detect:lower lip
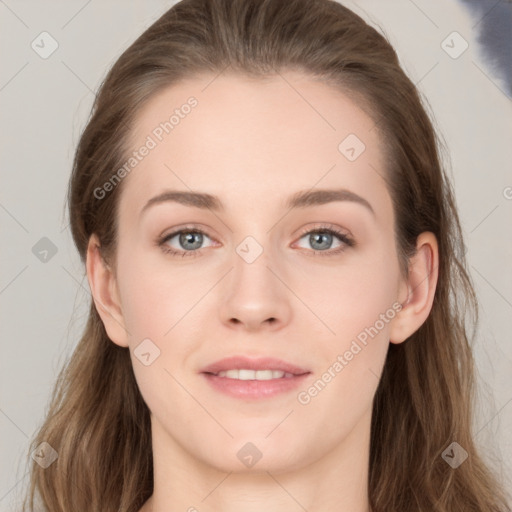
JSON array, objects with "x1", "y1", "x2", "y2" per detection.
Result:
[{"x1": 201, "y1": 372, "x2": 310, "y2": 399}]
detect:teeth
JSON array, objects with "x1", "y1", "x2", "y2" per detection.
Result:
[{"x1": 215, "y1": 369, "x2": 293, "y2": 380}]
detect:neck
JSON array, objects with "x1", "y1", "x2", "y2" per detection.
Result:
[{"x1": 142, "y1": 409, "x2": 372, "y2": 512}]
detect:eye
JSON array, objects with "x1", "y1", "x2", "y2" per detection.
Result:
[
  {"x1": 294, "y1": 224, "x2": 354, "y2": 256},
  {"x1": 157, "y1": 223, "x2": 354, "y2": 258},
  {"x1": 158, "y1": 226, "x2": 215, "y2": 258}
]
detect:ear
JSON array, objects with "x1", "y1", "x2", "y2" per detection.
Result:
[
  {"x1": 389, "y1": 231, "x2": 439, "y2": 344},
  {"x1": 86, "y1": 234, "x2": 129, "y2": 347}
]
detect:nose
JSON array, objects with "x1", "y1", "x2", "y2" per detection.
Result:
[{"x1": 218, "y1": 243, "x2": 293, "y2": 333}]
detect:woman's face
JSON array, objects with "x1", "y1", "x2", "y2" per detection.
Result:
[{"x1": 99, "y1": 71, "x2": 411, "y2": 473}]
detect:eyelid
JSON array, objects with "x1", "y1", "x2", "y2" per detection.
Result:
[
  {"x1": 294, "y1": 222, "x2": 353, "y2": 240},
  {"x1": 159, "y1": 222, "x2": 215, "y2": 239}
]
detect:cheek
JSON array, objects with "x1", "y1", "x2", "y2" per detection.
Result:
[
  {"x1": 297, "y1": 273, "x2": 395, "y2": 439},
  {"x1": 315, "y1": 250, "x2": 400, "y2": 341},
  {"x1": 120, "y1": 281, "x2": 170, "y2": 340},
  {"x1": 116, "y1": 248, "x2": 191, "y2": 340},
  {"x1": 308, "y1": 250, "x2": 399, "y2": 399}
]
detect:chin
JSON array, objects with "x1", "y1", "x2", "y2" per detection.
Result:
[{"x1": 195, "y1": 434, "x2": 310, "y2": 474}]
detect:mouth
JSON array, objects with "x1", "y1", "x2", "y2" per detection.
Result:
[
  {"x1": 213, "y1": 369, "x2": 296, "y2": 380},
  {"x1": 200, "y1": 356, "x2": 311, "y2": 399}
]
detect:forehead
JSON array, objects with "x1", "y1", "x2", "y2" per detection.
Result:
[{"x1": 120, "y1": 70, "x2": 390, "y2": 220}]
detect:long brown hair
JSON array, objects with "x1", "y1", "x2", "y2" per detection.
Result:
[{"x1": 23, "y1": 0, "x2": 511, "y2": 510}]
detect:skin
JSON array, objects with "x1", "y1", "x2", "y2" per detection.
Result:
[{"x1": 86, "y1": 70, "x2": 438, "y2": 512}]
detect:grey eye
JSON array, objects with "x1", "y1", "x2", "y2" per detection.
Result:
[
  {"x1": 178, "y1": 232, "x2": 204, "y2": 250},
  {"x1": 163, "y1": 230, "x2": 214, "y2": 252},
  {"x1": 296, "y1": 230, "x2": 343, "y2": 251}
]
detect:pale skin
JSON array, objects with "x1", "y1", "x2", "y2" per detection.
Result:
[{"x1": 86, "y1": 71, "x2": 438, "y2": 512}]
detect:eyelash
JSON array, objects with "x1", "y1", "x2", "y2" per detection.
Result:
[{"x1": 157, "y1": 223, "x2": 355, "y2": 258}]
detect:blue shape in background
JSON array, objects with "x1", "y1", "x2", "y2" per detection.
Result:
[{"x1": 459, "y1": 0, "x2": 512, "y2": 98}]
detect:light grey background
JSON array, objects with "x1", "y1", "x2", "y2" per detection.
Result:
[{"x1": 1, "y1": 1, "x2": 511, "y2": 509}]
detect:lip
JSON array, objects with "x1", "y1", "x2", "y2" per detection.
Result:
[{"x1": 200, "y1": 356, "x2": 311, "y2": 400}]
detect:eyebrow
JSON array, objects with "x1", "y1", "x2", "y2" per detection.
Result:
[{"x1": 140, "y1": 188, "x2": 375, "y2": 217}]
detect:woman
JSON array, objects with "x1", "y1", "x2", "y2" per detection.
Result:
[{"x1": 24, "y1": 0, "x2": 511, "y2": 511}]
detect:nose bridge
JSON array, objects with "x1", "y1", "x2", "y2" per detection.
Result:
[
  {"x1": 231, "y1": 231, "x2": 279, "y2": 297},
  {"x1": 218, "y1": 230, "x2": 292, "y2": 331},
  {"x1": 228, "y1": 200, "x2": 280, "y2": 277}
]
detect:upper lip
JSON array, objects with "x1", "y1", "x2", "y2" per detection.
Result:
[{"x1": 200, "y1": 356, "x2": 310, "y2": 376}]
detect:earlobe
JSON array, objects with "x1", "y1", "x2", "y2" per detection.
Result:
[
  {"x1": 85, "y1": 234, "x2": 129, "y2": 347},
  {"x1": 389, "y1": 232, "x2": 439, "y2": 344}
]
